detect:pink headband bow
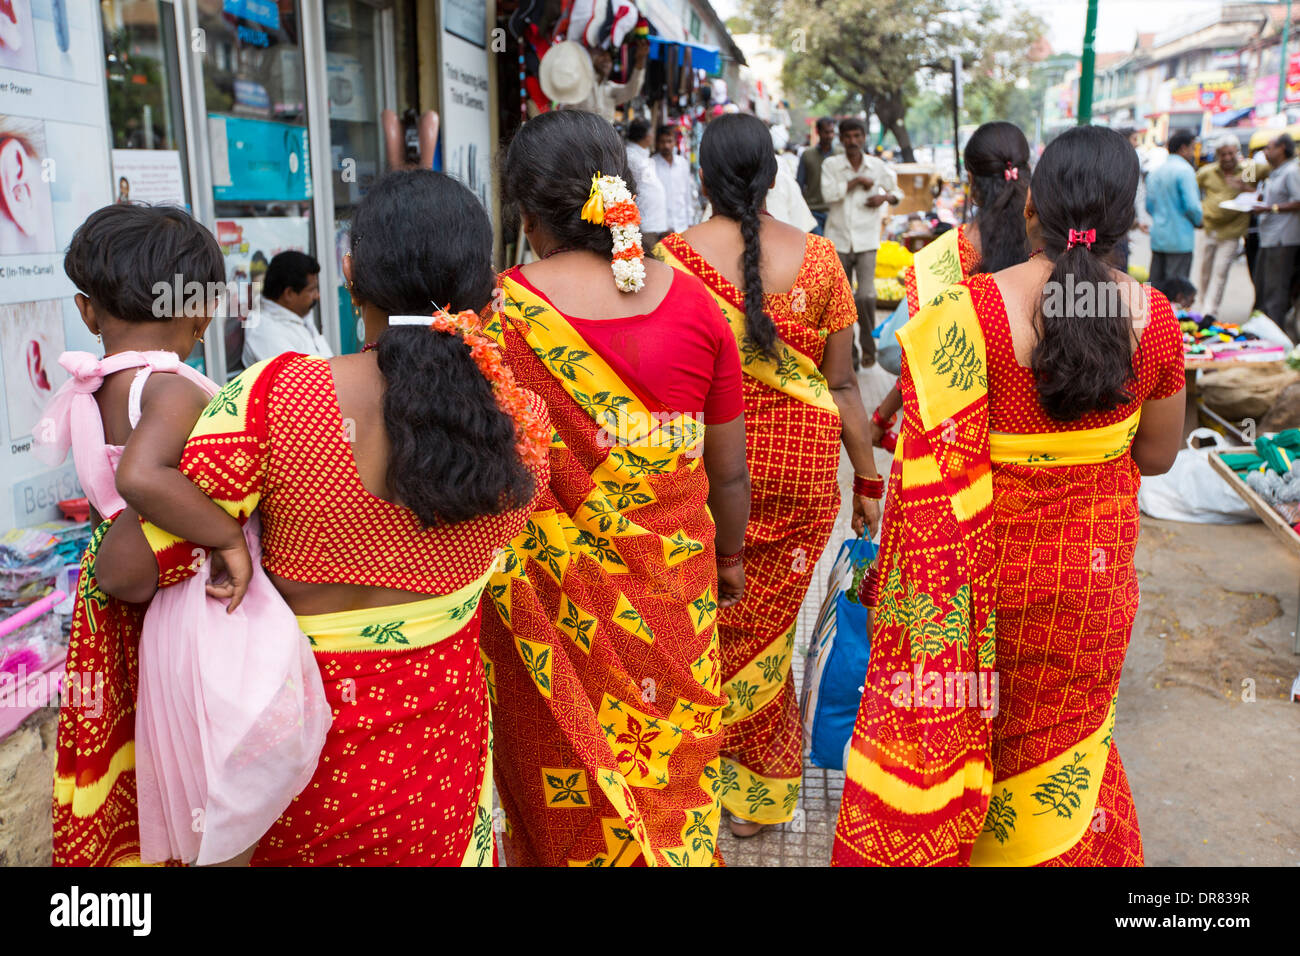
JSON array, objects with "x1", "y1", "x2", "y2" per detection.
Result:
[
  {"x1": 1004, "y1": 165, "x2": 1019, "y2": 181},
  {"x1": 1067, "y1": 228, "x2": 1096, "y2": 250}
]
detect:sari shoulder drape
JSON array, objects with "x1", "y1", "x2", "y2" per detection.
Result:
[
  {"x1": 480, "y1": 275, "x2": 726, "y2": 867},
  {"x1": 833, "y1": 280, "x2": 997, "y2": 866},
  {"x1": 902, "y1": 224, "x2": 981, "y2": 319},
  {"x1": 654, "y1": 234, "x2": 838, "y2": 414}
]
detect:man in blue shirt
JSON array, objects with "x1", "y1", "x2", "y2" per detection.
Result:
[{"x1": 1145, "y1": 129, "x2": 1203, "y2": 285}]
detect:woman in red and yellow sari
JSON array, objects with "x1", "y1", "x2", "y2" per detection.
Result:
[
  {"x1": 655, "y1": 114, "x2": 883, "y2": 836},
  {"x1": 480, "y1": 109, "x2": 752, "y2": 866},
  {"x1": 834, "y1": 125, "x2": 1185, "y2": 866},
  {"x1": 98, "y1": 170, "x2": 546, "y2": 865},
  {"x1": 872, "y1": 122, "x2": 1032, "y2": 445}
]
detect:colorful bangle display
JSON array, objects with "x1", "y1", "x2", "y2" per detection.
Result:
[
  {"x1": 717, "y1": 547, "x2": 744, "y2": 568},
  {"x1": 853, "y1": 474, "x2": 884, "y2": 499},
  {"x1": 872, "y1": 408, "x2": 896, "y2": 429}
]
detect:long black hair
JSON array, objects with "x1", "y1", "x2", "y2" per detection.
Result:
[
  {"x1": 699, "y1": 113, "x2": 779, "y2": 358},
  {"x1": 964, "y1": 121, "x2": 1031, "y2": 274},
  {"x1": 349, "y1": 169, "x2": 535, "y2": 526},
  {"x1": 502, "y1": 109, "x2": 635, "y2": 259},
  {"x1": 1030, "y1": 125, "x2": 1141, "y2": 421}
]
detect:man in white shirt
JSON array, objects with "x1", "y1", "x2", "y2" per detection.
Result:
[
  {"x1": 243, "y1": 250, "x2": 332, "y2": 366},
  {"x1": 821, "y1": 118, "x2": 902, "y2": 368},
  {"x1": 579, "y1": 40, "x2": 648, "y2": 123},
  {"x1": 626, "y1": 117, "x2": 669, "y2": 249},
  {"x1": 766, "y1": 164, "x2": 817, "y2": 232},
  {"x1": 653, "y1": 124, "x2": 696, "y2": 233}
]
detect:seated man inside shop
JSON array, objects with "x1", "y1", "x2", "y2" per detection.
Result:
[{"x1": 242, "y1": 250, "x2": 331, "y2": 366}]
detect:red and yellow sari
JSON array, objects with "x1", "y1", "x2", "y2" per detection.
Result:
[
  {"x1": 479, "y1": 273, "x2": 727, "y2": 867},
  {"x1": 52, "y1": 520, "x2": 150, "y2": 866},
  {"x1": 833, "y1": 274, "x2": 1182, "y2": 866},
  {"x1": 655, "y1": 232, "x2": 856, "y2": 825},
  {"x1": 142, "y1": 356, "x2": 518, "y2": 865}
]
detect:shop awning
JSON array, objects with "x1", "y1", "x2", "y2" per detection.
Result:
[
  {"x1": 638, "y1": 0, "x2": 685, "y2": 42},
  {"x1": 1211, "y1": 106, "x2": 1255, "y2": 127},
  {"x1": 647, "y1": 36, "x2": 721, "y2": 75}
]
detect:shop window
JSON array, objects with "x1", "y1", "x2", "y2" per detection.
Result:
[
  {"x1": 196, "y1": 0, "x2": 315, "y2": 380},
  {"x1": 325, "y1": 0, "x2": 385, "y2": 354},
  {"x1": 101, "y1": 0, "x2": 199, "y2": 364}
]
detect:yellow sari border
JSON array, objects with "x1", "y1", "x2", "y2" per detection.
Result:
[
  {"x1": 910, "y1": 227, "x2": 965, "y2": 306},
  {"x1": 295, "y1": 569, "x2": 493, "y2": 653},
  {"x1": 990, "y1": 411, "x2": 1140, "y2": 466},
  {"x1": 971, "y1": 699, "x2": 1117, "y2": 867},
  {"x1": 655, "y1": 241, "x2": 839, "y2": 415},
  {"x1": 720, "y1": 759, "x2": 801, "y2": 824},
  {"x1": 53, "y1": 740, "x2": 134, "y2": 818}
]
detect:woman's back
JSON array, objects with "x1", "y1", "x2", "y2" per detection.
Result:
[
  {"x1": 679, "y1": 215, "x2": 808, "y2": 295},
  {"x1": 503, "y1": 256, "x2": 743, "y2": 426},
  {"x1": 154, "y1": 352, "x2": 542, "y2": 616},
  {"x1": 972, "y1": 266, "x2": 1185, "y2": 439}
]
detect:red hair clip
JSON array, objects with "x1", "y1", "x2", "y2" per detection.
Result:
[{"x1": 1066, "y1": 228, "x2": 1096, "y2": 250}]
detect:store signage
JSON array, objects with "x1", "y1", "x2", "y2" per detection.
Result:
[
  {"x1": 1198, "y1": 82, "x2": 1234, "y2": 113},
  {"x1": 0, "y1": 13, "x2": 114, "y2": 532},
  {"x1": 441, "y1": 0, "x2": 491, "y2": 207},
  {"x1": 209, "y1": 114, "x2": 311, "y2": 203},
  {"x1": 223, "y1": 0, "x2": 281, "y2": 30}
]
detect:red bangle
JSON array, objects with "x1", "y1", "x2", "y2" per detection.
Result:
[
  {"x1": 717, "y1": 546, "x2": 744, "y2": 568},
  {"x1": 858, "y1": 564, "x2": 881, "y2": 608},
  {"x1": 853, "y1": 474, "x2": 884, "y2": 499},
  {"x1": 872, "y1": 408, "x2": 896, "y2": 429}
]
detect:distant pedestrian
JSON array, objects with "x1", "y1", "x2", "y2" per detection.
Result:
[
  {"x1": 244, "y1": 251, "x2": 330, "y2": 366},
  {"x1": 1196, "y1": 135, "x2": 1253, "y2": 319},
  {"x1": 796, "y1": 117, "x2": 837, "y2": 235},
  {"x1": 1145, "y1": 129, "x2": 1202, "y2": 284},
  {"x1": 1253, "y1": 133, "x2": 1300, "y2": 329},
  {"x1": 821, "y1": 117, "x2": 903, "y2": 368},
  {"x1": 579, "y1": 40, "x2": 648, "y2": 123},
  {"x1": 653, "y1": 123, "x2": 696, "y2": 233},
  {"x1": 625, "y1": 118, "x2": 668, "y2": 249}
]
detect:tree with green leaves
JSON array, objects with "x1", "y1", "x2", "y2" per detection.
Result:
[{"x1": 749, "y1": 0, "x2": 1045, "y2": 160}]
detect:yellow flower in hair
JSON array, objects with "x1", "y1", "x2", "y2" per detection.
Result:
[{"x1": 581, "y1": 172, "x2": 606, "y2": 225}]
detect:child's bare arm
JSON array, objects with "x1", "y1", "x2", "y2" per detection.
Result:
[{"x1": 115, "y1": 374, "x2": 253, "y2": 610}]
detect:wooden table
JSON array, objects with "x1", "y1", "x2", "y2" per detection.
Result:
[{"x1": 1208, "y1": 449, "x2": 1300, "y2": 654}]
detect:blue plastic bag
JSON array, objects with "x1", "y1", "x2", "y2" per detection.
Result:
[{"x1": 800, "y1": 536, "x2": 877, "y2": 771}]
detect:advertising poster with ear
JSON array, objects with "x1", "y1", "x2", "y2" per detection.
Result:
[{"x1": 0, "y1": 1, "x2": 112, "y2": 533}]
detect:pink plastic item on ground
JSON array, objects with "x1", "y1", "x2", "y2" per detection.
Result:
[{"x1": 134, "y1": 515, "x2": 332, "y2": 866}]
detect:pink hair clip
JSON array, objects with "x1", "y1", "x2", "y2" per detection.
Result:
[
  {"x1": 1004, "y1": 165, "x2": 1019, "y2": 181},
  {"x1": 1066, "y1": 228, "x2": 1097, "y2": 250}
]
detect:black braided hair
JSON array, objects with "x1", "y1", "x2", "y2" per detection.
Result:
[{"x1": 699, "y1": 113, "x2": 780, "y2": 359}]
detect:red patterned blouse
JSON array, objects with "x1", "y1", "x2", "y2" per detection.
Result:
[
  {"x1": 967, "y1": 272, "x2": 1185, "y2": 433},
  {"x1": 155, "y1": 352, "x2": 548, "y2": 594}
]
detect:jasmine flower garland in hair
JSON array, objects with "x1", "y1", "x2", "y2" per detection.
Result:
[{"x1": 581, "y1": 172, "x2": 645, "y2": 293}]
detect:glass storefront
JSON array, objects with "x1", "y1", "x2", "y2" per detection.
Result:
[
  {"x1": 324, "y1": 1, "x2": 385, "y2": 355},
  {"x1": 196, "y1": 0, "x2": 314, "y2": 378},
  {"x1": 94, "y1": 2, "x2": 424, "y2": 382}
]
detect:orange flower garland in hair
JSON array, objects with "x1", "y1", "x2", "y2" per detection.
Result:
[{"x1": 427, "y1": 308, "x2": 550, "y2": 471}]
